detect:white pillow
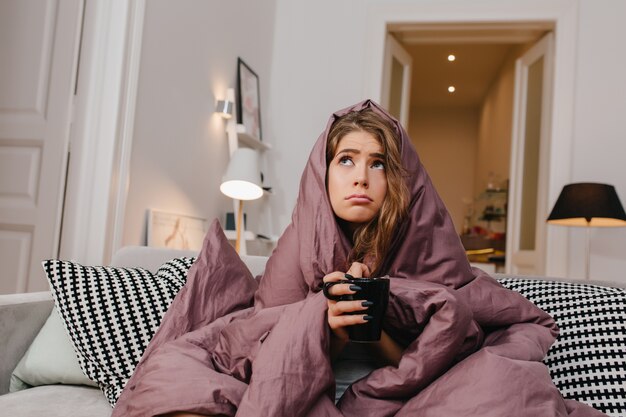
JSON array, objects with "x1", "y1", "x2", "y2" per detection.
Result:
[{"x1": 10, "y1": 308, "x2": 97, "y2": 391}]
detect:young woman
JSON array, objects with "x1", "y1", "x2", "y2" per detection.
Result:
[
  {"x1": 114, "y1": 100, "x2": 606, "y2": 417},
  {"x1": 321, "y1": 109, "x2": 407, "y2": 377}
]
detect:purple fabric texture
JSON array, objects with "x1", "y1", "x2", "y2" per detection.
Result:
[{"x1": 113, "y1": 100, "x2": 605, "y2": 416}]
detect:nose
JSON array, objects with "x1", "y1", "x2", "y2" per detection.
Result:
[{"x1": 353, "y1": 165, "x2": 368, "y2": 188}]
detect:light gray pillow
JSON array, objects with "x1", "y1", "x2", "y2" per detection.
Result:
[{"x1": 10, "y1": 308, "x2": 97, "y2": 391}]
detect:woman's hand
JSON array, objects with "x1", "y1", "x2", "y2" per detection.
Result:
[
  {"x1": 324, "y1": 262, "x2": 372, "y2": 357},
  {"x1": 324, "y1": 263, "x2": 404, "y2": 365}
]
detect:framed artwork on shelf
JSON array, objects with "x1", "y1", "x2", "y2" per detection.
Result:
[
  {"x1": 236, "y1": 57, "x2": 262, "y2": 141},
  {"x1": 147, "y1": 209, "x2": 208, "y2": 251}
]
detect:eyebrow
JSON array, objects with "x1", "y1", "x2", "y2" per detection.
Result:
[{"x1": 336, "y1": 148, "x2": 385, "y2": 159}]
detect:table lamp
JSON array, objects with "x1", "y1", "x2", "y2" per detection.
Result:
[
  {"x1": 547, "y1": 182, "x2": 626, "y2": 279},
  {"x1": 220, "y1": 148, "x2": 263, "y2": 253}
]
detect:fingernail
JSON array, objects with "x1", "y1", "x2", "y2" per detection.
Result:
[
  {"x1": 363, "y1": 315, "x2": 374, "y2": 321},
  {"x1": 349, "y1": 285, "x2": 361, "y2": 291},
  {"x1": 361, "y1": 301, "x2": 374, "y2": 307},
  {"x1": 345, "y1": 273, "x2": 354, "y2": 279}
]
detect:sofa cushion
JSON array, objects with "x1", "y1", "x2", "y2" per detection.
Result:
[
  {"x1": 0, "y1": 385, "x2": 111, "y2": 416},
  {"x1": 42, "y1": 257, "x2": 195, "y2": 406},
  {"x1": 499, "y1": 278, "x2": 626, "y2": 417}
]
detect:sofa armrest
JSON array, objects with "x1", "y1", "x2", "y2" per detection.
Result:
[{"x1": 0, "y1": 292, "x2": 54, "y2": 395}]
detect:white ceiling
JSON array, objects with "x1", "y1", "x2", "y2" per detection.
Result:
[
  {"x1": 388, "y1": 22, "x2": 552, "y2": 107},
  {"x1": 406, "y1": 43, "x2": 515, "y2": 107}
]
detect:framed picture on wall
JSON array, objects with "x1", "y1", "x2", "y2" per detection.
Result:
[
  {"x1": 146, "y1": 209, "x2": 208, "y2": 251},
  {"x1": 236, "y1": 58, "x2": 262, "y2": 140}
]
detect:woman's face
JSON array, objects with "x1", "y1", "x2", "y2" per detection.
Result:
[{"x1": 327, "y1": 130, "x2": 387, "y2": 229}]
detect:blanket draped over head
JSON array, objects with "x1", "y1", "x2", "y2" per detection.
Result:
[{"x1": 113, "y1": 100, "x2": 605, "y2": 417}]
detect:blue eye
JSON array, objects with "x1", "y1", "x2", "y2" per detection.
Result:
[
  {"x1": 371, "y1": 160, "x2": 385, "y2": 170},
  {"x1": 339, "y1": 156, "x2": 353, "y2": 166}
]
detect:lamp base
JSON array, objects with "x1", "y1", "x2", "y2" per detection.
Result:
[
  {"x1": 584, "y1": 222, "x2": 590, "y2": 280},
  {"x1": 236, "y1": 199, "x2": 243, "y2": 254}
]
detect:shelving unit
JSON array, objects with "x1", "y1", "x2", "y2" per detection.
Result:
[
  {"x1": 222, "y1": 88, "x2": 274, "y2": 255},
  {"x1": 476, "y1": 189, "x2": 508, "y2": 226},
  {"x1": 462, "y1": 187, "x2": 508, "y2": 272}
]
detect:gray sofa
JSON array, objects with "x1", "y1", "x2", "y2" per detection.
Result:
[
  {"x1": 0, "y1": 246, "x2": 623, "y2": 416},
  {"x1": 0, "y1": 247, "x2": 267, "y2": 416}
]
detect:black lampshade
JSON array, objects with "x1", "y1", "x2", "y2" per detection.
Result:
[{"x1": 547, "y1": 183, "x2": 626, "y2": 227}]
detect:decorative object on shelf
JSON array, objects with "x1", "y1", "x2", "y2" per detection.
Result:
[
  {"x1": 220, "y1": 148, "x2": 263, "y2": 253},
  {"x1": 225, "y1": 212, "x2": 247, "y2": 231},
  {"x1": 236, "y1": 58, "x2": 262, "y2": 141},
  {"x1": 547, "y1": 182, "x2": 626, "y2": 279},
  {"x1": 147, "y1": 209, "x2": 208, "y2": 251}
]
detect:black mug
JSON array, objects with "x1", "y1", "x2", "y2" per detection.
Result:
[{"x1": 323, "y1": 277, "x2": 390, "y2": 342}]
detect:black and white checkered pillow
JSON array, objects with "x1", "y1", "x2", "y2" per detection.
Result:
[
  {"x1": 499, "y1": 278, "x2": 626, "y2": 417},
  {"x1": 42, "y1": 257, "x2": 195, "y2": 406}
]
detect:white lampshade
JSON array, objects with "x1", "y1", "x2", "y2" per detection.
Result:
[{"x1": 220, "y1": 148, "x2": 263, "y2": 200}]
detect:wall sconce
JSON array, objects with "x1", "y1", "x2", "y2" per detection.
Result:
[
  {"x1": 215, "y1": 88, "x2": 238, "y2": 155},
  {"x1": 215, "y1": 99, "x2": 233, "y2": 119},
  {"x1": 547, "y1": 182, "x2": 626, "y2": 279}
]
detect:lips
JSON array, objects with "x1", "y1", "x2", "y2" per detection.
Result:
[{"x1": 346, "y1": 194, "x2": 373, "y2": 203}]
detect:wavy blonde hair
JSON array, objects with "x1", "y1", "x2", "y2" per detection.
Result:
[{"x1": 326, "y1": 108, "x2": 409, "y2": 275}]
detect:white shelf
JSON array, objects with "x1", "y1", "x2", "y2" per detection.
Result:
[
  {"x1": 223, "y1": 229, "x2": 278, "y2": 244},
  {"x1": 236, "y1": 124, "x2": 271, "y2": 151},
  {"x1": 224, "y1": 229, "x2": 256, "y2": 241}
]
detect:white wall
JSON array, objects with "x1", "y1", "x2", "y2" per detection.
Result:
[
  {"x1": 119, "y1": 0, "x2": 626, "y2": 281},
  {"x1": 475, "y1": 48, "x2": 519, "y2": 201},
  {"x1": 408, "y1": 107, "x2": 479, "y2": 234},
  {"x1": 266, "y1": 0, "x2": 626, "y2": 282},
  {"x1": 567, "y1": 0, "x2": 626, "y2": 281},
  {"x1": 265, "y1": 0, "x2": 371, "y2": 229},
  {"x1": 122, "y1": 0, "x2": 277, "y2": 248}
]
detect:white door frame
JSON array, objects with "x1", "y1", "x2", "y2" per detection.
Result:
[
  {"x1": 60, "y1": 0, "x2": 145, "y2": 265},
  {"x1": 363, "y1": 0, "x2": 578, "y2": 277},
  {"x1": 507, "y1": 33, "x2": 555, "y2": 275},
  {"x1": 381, "y1": 33, "x2": 412, "y2": 128}
]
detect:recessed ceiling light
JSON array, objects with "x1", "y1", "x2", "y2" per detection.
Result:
[
  {"x1": 448, "y1": 86, "x2": 456, "y2": 93},
  {"x1": 448, "y1": 54, "x2": 456, "y2": 62}
]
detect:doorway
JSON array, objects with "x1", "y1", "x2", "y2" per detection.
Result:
[{"x1": 383, "y1": 22, "x2": 555, "y2": 274}]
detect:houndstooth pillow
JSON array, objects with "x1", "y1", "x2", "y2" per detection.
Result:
[
  {"x1": 42, "y1": 257, "x2": 195, "y2": 406},
  {"x1": 499, "y1": 278, "x2": 626, "y2": 417}
]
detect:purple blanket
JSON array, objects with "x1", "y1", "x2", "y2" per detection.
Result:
[{"x1": 113, "y1": 100, "x2": 605, "y2": 416}]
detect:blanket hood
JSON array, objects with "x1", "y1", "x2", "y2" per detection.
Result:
[{"x1": 289, "y1": 99, "x2": 475, "y2": 294}]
